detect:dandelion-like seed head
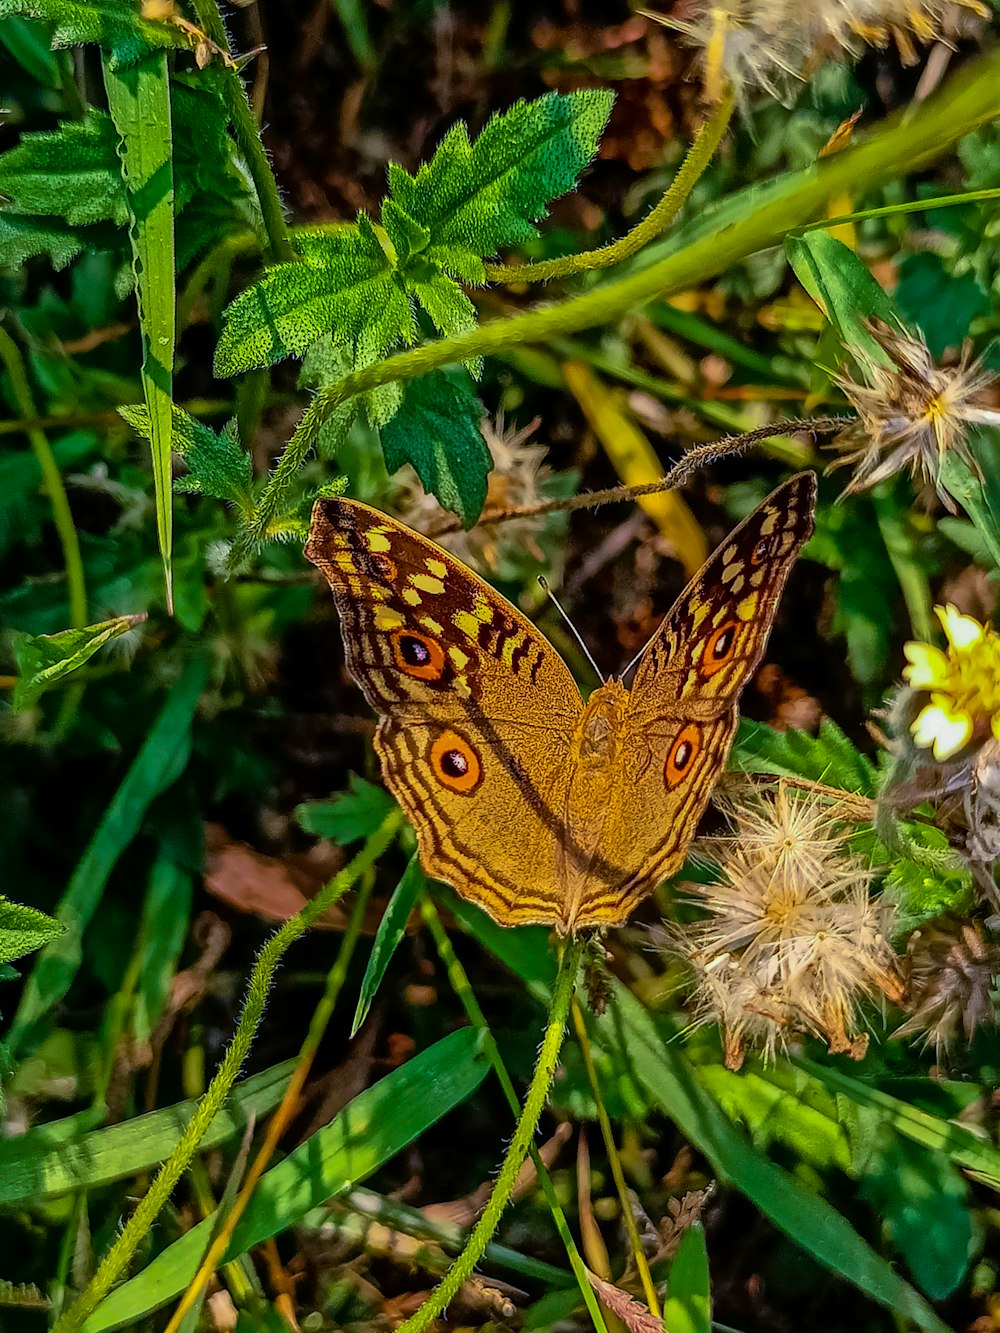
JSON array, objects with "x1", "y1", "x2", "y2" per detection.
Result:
[
  {"x1": 669, "y1": 786, "x2": 900, "y2": 1068},
  {"x1": 831, "y1": 319, "x2": 1000, "y2": 510},
  {"x1": 903, "y1": 604, "x2": 1000, "y2": 761},
  {"x1": 392, "y1": 416, "x2": 551, "y2": 573},
  {"x1": 894, "y1": 916, "x2": 999, "y2": 1059},
  {"x1": 642, "y1": 2, "x2": 987, "y2": 102}
]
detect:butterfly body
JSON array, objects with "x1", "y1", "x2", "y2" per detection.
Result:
[{"x1": 306, "y1": 473, "x2": 816, "y2": 932}]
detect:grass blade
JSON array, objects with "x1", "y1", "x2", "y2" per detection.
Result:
[{"x1": 352, "y1": 854, "x2": 424, "y2": 1035}]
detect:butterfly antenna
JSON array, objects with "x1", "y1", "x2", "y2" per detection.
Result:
[{"x1": 538, "y1": 576, "x2": 604, "y2": 682}]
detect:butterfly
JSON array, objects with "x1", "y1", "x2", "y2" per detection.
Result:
[{"x1": 305, "y1": 472, "x2": 816, "y2": 933}]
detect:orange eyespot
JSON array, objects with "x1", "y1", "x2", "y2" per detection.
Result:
[
  {"x1": 750, "y1": 536, "x2": 771, "y2": 566},
  {"x1": 664, "y1": 723, "x2": 701, "y2": 789},
  {"x1": 430, "y1": 730, "x2": 482, "y2": 794},
  {"x1": 701, "y1": 620, "x2": 739, "y2": 677},
  {"x1": 391, "y1": 629, "x2": 446, "y2": 681}
]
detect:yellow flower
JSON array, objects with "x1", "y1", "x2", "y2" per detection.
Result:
[{"x1": 903, "y1": 605, "x2": 1000, "y2": 761}]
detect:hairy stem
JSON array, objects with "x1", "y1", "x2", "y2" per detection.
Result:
[
  {"x1": 420, "y1": 895, "x2": 609, "y2": 1333},
  {"x1": 51, "y1": 813, "x2": 401, "y2": 1333},
  {"x1": 232, "y1": 48, "x2": 1000, "y2": 565},
  {"x1": 0, "y1": 327, "x2": 86, "y2": 631},
  {"x1": 484, "y1": 89, "x2": 735, "y2": 284},
  {"x1": 394, "y1": 935, "x2": 585, "y2": 1333},
  {"x1": 189, "y1": 0, "x2": 295, "y2": 263}
]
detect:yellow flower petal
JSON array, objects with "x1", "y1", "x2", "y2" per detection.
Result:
[
  {"x1": 936, "y1": 603, "x2": 985, "y2": 652},
  {"x1": 911, "y1": 700, "x2": 973, "y2": 761},
  {"x1": 902, "y1": 641, "x2": 949, "y2": 690}
]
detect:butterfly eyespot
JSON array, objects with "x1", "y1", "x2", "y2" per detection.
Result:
[
  {"x1": 664, "y1": 724, "x2": 701, "y2": 789},
  {"x1": 430, "y1": 730, "x2": 482, "y2": 794},
  {"x1": 391, "y1": 629, "x2": 446, "y2": 681},
  {"x1": 701, "y1": 620, "x2": 739, "y2": 677},
  {"x1": 750, "y1": 537, "x2": 771, "y2": 565}
]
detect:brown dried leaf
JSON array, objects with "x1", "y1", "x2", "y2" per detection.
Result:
[
  {"x1": 586, "y1": 1270, "x2": 664, "y2": 1333},
  {"x1": 203, "y1": 823, "x2": 349, "y2": 929}
]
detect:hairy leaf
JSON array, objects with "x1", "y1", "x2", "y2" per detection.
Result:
[
  {"x1": 380, "y1": 370, "x2": 490, "y2": 524},
  {"x1": 296, "y1": 774, "x2": 396, "y2": 845},
  {"x1": 12, "y1": 614, "x2": 146, "y2": 711},
  {"x1": 733, "y1": 717, "x2": 877, "y2": 795},
  {"x1": 0, "y1": 110, "x2": 126, "y2": 226},
  {"x1": 0, "y1": 898, "x2": 62, "y2": 968},
  {"x1": 0, "y1": 212, "x2": 90, "y2": 269},
  {"x1": 215, "y1": 225, "x2": 413, "y2": 377},
  {"x1": 120, "y1": 402, "x2": 253, "y2": 516},
  {"x1": 0, "y1": 0, "x2": 185, "y2": 68}
]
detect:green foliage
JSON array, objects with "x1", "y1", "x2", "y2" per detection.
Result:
[
  {"x1": 0, "y1": 109, "x2": 127, "y2": 227},
  {"x1": 663, "y1": 1225, "x2": 711, "y2": 1333},
  {"x1": 884, "y1": 827, "x2": 976, "y2": 934},
  {"x1": 120, "y1": 402, "x2": 254, "y2": 515},
  {"x1": 11, "y1": 613, "x2": 144, "y2": 710},
  {"x1": 0, "y1": 0, "x2": 185, "y2": 68},
  {"x1": 734, "y1": 717, "x2": 878, "y2": 794},
  {"x1": 0, "y1": 896, "x2": 62, "y2": 968},
  {"x1": 352, "y1": 856, "x2": 425, "y2": 1036},
  {"x1": 895, "y1": 252, "x2": 991, "y2": 358},
  {"x1": 296, "y1": 774, "x2": 397, "y2": 845}
]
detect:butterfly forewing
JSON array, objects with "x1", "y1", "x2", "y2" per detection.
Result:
[{"x1": 305, "y1": 498, "x2": 584, "y2": 926}]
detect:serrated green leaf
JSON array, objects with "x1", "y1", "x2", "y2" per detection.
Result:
[
  {"x1": 381, "y1": 198, "x2": 430, "y2": 265},
  {"x1": 295, "y1": 774, "x2": 396, "y2": 845},
  {"x1": 0, "y1": 0, "x2": 185, "y2": 68},
  {"x1": 298, "y1": 336, "x2": 360, "y2": 458},
  {"x1": 352, "y1": 856, "x2": 425, "y2": 1036},
  {"x1": 380, "y1": 370, "x2": 490, "y2": 524},
  {"x1": 884, "y1": 831, "x2": 975, "y2": 934},
  {"x1": 12, "y1": 614, "x2": 146, "y2": 711},
  {"x1": 0, "y1": 212, "x2": 88, "y2": 269},
  {"x1": 105, "y1": 50, "x2": 176, "y2": 610},
  {"x1": 120, "y1": 402, "x2": 254, "y2": 516},
  {"x1": 214, "y1": 226, "x2": 413, "y2": 377},
  {"x1": 733, "y1": 718, "x2": 877, "y2": 795},
  {"x1": 409, "y1": 268, "x2": 480, "y2": 374},
  {"x1": 82, "y1": 1028, "x2": 488, "y2": 1331},
  {"x1": 386, "y1": 89, "x2": 614, "y2": 269},
  {"x1": 0, "y1": 898, "x2": 62, "y2": 968},
  {"x1": 0, "y1": 110, "x2": 126, "y2": 226}
]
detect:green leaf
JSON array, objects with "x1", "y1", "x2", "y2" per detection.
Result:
[
  {"x1": 663, "y1": 1225, "x2": 711, "y2": 1333},
  {"x1": 352, "y1": 856, "x2": 425, "y2": 1036},
  {"x1": 895, "y1": 251, "x2": 990, "y2": 358},
  {"x1": 0, "y1": 1060, "x2": 295, "y2": 1206},
  {"x1": 7, "y1": 657, "x2": 207, "y2": 1061},
  {"x1": 82, "y1": 1028, "x2": 488, "y2": 1331},
  {"x1": 733, "y1": 718, "x2": 877, "y2": 795},
  {"x1": 214, "y1": 226, "x2": 413, "y2": 378},
  {"x1": 0, "y1": 0, "x2": 185, "y2": 68},
  {"x1": 296, "y1": 775, "x2": 395, "y2": 845},
  {"x1": 0, "y1": 110, "x2": 126, "y2": 226},
  {"x1": 380, "y1": 370, "x2": 490, "y2": 525},
  {"x1": 785, "y1": 230, "x2": 897, "y2": 368},
  {"x1": 386, "y1": 89, "x2": 614, "y2": 269},
  {"x1": 120, "y1": 402, "x2": 254, "y2": 517},
  {"x1": 0, "y1": 14, "x2": 63, "y2": 84},
  {"x1": 11, "y1": 614, "x2": 145, "y2": 711},
  {"x1": 104, "y1": 50, "x2": 176, "y2": 610},
  {"x1": 858, "y1": 1127, "x2": 972, "y2": 1300},
  {"x1": 941, "y1": 428, "x2": 1000, "y2": 570},
  {"x1": 0, "y1": 212, "x2": 90, "y2": 269},
  {"x1": 0, "y1": 897, "x2": 62, "y2": 968},
  {"x1": 884, "y1": 828, "x2": 975, "y2": 933}
]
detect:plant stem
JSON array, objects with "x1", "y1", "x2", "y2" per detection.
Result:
[
  {"x1": 0, "y1": 327, "x2": 87, "y2": 631},
  {"x1": 570, "y1": 1000, "x2": 661, "y2": 1320},
  {"x1": 871, "y1": 488, "x2": 935, "y2": 642},
  {"x1": 50, "y1": 812, "x2": 401, "y2": 1333},
  {"x1": 233, "y1": 48, "x2": 1000, "y2": 565},
  {"x1": 420, "y1": 894, "x2": 609, "y2": 1333},
  {"x1": 188, "y1": 0, "x2": 295, "y2": 263},
  {"x1": 484, "y1": 89, "x2": 735, "y2": 284},
  {"x1": 394, "y1": 935, "x2": 585, "y2": 1333}
]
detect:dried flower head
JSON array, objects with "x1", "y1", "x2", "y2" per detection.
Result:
[
  {"x1": 668, "y1": 786, "x2": 901, "y2": 1068},
  {"x1": 642, "y1": 2, "x2": 987, "y2": 102},
  {"x1": 895, "y1": 915, "x2": 999, "y2": 1058},
  {"x1": 903, "y1": 604, "x2": 1000, "y2": 761},
  {"x1": 391, "y1": 416, "x2": 552, "y2": 573},
  {"x1": 831, "y1": 319, "x2": 1000, "y2": 510}
]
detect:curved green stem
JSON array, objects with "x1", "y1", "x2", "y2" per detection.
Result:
[
  {"x1": 50, "y1": 812, "x2": 402, "y2": 1333},
  {"x1": 485, "y1": 89, "x2": 734, "y2": 285},
  {"x1": 188, "y1": 0, "x2": 295, "y2": 263},
  {"x1": 395, "y1": 935, "x2": 585, "y2": 1333},
  {"x1": 230, "y1": 48, "x2": 1000, "y2": 569},
  {"x1": 0, "y1": 327, "x2": 86, "y2": 631},
  {"x1": 420, "y1": 895, "x2": 608, "y2": 1333}
]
